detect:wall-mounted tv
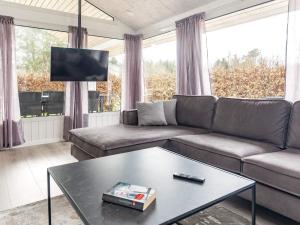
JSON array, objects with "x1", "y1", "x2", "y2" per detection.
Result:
[{"x1": 50, "y1": 47, "x2": 109, "y2": 81}]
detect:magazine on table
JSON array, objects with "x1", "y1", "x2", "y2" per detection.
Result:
[{"x1": 102, "y1": 182, "x2": 156, "y2": 211}]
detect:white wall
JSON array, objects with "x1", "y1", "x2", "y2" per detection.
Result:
[{"x1": 20, "y1": 112, "x2": 120, "y2": 147}]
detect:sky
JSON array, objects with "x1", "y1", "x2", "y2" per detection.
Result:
[{"x1": 142, "y1": 13, "x2": 288, "y2": 66}]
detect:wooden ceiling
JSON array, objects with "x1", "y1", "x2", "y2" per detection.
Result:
[
  {"x1": 2, "y1": 0, "x2": 113, "y2": 20},
  {"x1": 91, "y1": 0, "x2": 213, "y2": 30},
  {"x1": 142, "y1": 0, "x2": 288, "y2": 48},
  {"x1": 3, "y1": 0, "x2": 288, "y2": 42},
  {"x1": 1, "y1": 0, "x2": 286, "y2": 39},
  {"x1": 50, "y1": 30, "x2": 123, "y2": 56}
]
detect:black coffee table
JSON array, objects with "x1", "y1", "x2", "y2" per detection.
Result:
[{"x1": 47, "y1": 147, "x2": 256, "y2": 225}]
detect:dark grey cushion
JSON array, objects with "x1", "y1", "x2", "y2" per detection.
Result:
[
  {"x1": 137, "y1": 102, "x2": 167, "y2": 126},
  {"x1": 167, "y1": 140, "x2": 242, "y2": 173},
  {"x1": 173, "y1": 95, "x2": 216, "y2": 129},
  {"x1": 71, "y1": 139, "x2": 169, "y2": 160},
  {"x1": 69, "y1": 124, "x2": 208, "y2": 158},
  {"x1": 122, "y1": 110, "x2": 138, "y2": 125},
  {"x1": 212, "y1": 98, "x2": 292, "y2": 148},
  {"x1": 287, "y1": 101, "x2": 300, "y2": 149},
  {"x1": 170, "y1": 133, "x2": 279, "y2": 173},
  {"x1": 171, "y1": 133, "x2": 279, "y2": 159},
  {"x1": 243, "y1": 149, "x2": 300, "y2": 197}
]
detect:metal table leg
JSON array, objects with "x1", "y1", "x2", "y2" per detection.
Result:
[
  {"x1": 47, "y1": 170, "x2": 52, "y2": 225},
  {"x1": 252, "y1": 184, "x2": 256, "y2": 225}
]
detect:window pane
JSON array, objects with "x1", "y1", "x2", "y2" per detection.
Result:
[
  {"x1": 88, "y1": 36, "x2": 123, "y2": 112},
  {"x1": 143, "y1": 31, "x2": 176, "y2": 102},
  {"x1": 16, "y1": 26, "x2": 68, "y2": 117},
  {"x1": 207, "y1": 9, "x2": 288, "y2": 98}
]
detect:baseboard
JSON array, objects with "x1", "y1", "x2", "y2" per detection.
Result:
[{"x1": 16, "y1": 138, "x2": 64, "y2": 148}]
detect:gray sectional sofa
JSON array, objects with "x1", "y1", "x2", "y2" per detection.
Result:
[{"x1": 69, "y1": 95, "x2": 300, "y2": 222}]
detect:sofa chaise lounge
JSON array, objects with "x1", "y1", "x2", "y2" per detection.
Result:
[{"x1": 69, "y1": 95, "x2": 300, "y2": 222}]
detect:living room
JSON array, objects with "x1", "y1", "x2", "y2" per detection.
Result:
[{"x1": 0, "y1": 0, "x2": 299, "y2": 224}]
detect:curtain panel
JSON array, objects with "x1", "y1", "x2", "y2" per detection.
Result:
[
  {"x1": 122, "y1": 34, "x2": 143, "y2": 110},
  {"x1": 176, "y1": 13, "x2": 211, "y2": 95},
  {"x1": 0, "y1": 16, "x2": 24, "y2": 148},
  {"x1": 285, "y1": 0, "x2": 300, "y2": 102},
  {"x1": 63, "y1": 26, "x2": 89, "y2": 140}
]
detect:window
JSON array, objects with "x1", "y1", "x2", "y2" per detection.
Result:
[
  {"x1": 88, "y1": 36, "x2": 124, "y2": 112},
  {"x1": 143, "y1": 31, "x2": 176, "y2": 102},
  {"x1": 16, "y1": 26, "x2": 68, "y2": 117},
  {"x1": 206, "y1": 1, "x2": 288, "y2": 98}
]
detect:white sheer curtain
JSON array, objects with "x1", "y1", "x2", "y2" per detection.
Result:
[
  {"x1": 176, "y1": 13, "x2": 211, "y2": 95},
  {"x1": 0, "y1": 16, "x2": 24, "y2": 148},
  {"x1": 285, "y1": 0, "x2": 300, "y2": 102},
  {"x1": 63, "y1": 26, "x2": 89, "y2": 140}
]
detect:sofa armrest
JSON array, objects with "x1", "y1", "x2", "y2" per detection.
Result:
[{"x1": 122, "y1": 109, "x2": 138, "y2": 125}]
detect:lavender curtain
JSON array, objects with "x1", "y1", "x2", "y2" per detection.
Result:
[
  {"x1": 176, "y1": 13, "x2": 211, "y2": 95},
  {"x1": 285, "y1": 0, "x2": 300, "y2": 102},
  {"x1": 63, "y1": 26, "x2": 88, "y2": 140},
  {"x1": 0, "y1": 16, "x2": 24, "y2": 149},
  {"x1": 122, "y1": 34, "x2": 143, "y2": 110}
]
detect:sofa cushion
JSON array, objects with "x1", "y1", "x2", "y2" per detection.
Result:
[
  {"x1": 71, "y1": 139, "x2": 168, "y2": 160},
  {"x1": 287, "y1": 101, "x2": 300, "y2": 149},
  {"x1": 243, "y1": 149, "x2": 300, "y2": 197},
  {"x1": 212, "y1": 98, "x2": 291, "y2": 148},
  {"x1": 122, "y1": 110, "x2": 138, "y2": 125},
  {"x1": 69, "y1": 124, "x2": 208, "y2": 158},
  {"x1": 170, "y1": 133, "x2": 279, "y2": 173},
  {"x1": 137, "y1": 102, "x2": 167, "y2": 126},
  {"x1": 162, "y1": 99, "x2": 177, "y2": 125},
  {"x1": 173, "y1": 95, "x2": 216, "y2": 129}
]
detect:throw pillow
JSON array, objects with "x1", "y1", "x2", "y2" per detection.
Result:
[
  {"x1": 163, "y1": 99, "x2": 178, "y2": 125},
  {"x1": 136, "y1": 102, "x2": 167, "y2": 126}
]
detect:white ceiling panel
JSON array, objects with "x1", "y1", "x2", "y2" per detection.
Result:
[
  {"x1": 2, "y1": 0, "x2": 113, "y2": 20},
  {"x1": 91, "y1": 0, "x2": 214, "y2": 29}
]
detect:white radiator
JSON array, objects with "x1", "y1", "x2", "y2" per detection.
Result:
[
  {"x1": 20, "y1": 111, "x2": 120, "y2": 146},
  {"x1": 88, "y1": 111, "x2": 120, "y2": 128}
]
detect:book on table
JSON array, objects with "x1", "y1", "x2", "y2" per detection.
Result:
[{"x1": 102, "y1": 182, "x2": 156, "y2": 211}]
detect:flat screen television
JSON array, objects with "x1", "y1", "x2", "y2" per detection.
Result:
[{"x1": 50, "y1": 47, "x2": 109, "y2": 81}]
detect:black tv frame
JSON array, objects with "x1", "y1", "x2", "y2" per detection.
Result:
[{"x1": 50, "y1": 47, "x2": 109, "y2": 82}]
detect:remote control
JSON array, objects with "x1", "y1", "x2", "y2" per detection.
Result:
[{"x1": 173, "y1": 173, "x2": 205, "y2": 184}]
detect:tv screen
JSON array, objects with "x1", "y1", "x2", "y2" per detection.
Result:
[{"x1": 50, "y1": 47, "x2": 109, "y2": 81}]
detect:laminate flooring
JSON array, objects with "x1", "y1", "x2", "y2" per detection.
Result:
[
  {"x1": 0, "y1": 142, "x2": 298, "y2": 225},
  {"x1": 0, "y1": 142, "x2": 75, "y2": 211}
]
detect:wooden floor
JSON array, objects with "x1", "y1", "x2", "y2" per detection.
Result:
[
  {"x1": 0, "y1": 142, "x2": 76, "y2": 211},
  {"x1": 0, "y1": 142, "x2": 298, "y2": 225}
]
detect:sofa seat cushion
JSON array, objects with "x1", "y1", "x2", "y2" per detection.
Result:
[
  {"x1": 243, "y1": 149, "x2": 300, "y2": 197},
  {"x1": 171, "y1": 133, "x2": 279, "y2": 159},
  {"x1": 69, "y1": 124, "x2": 208, "y2": 158},
  {"x1": 169, "y1": 133, "x2": 279, "y2": 173}
]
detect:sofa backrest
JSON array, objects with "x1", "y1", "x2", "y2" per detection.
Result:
[
  {"x1": 173, "y1": 95, "x2": 216, "y2": 129},
  {"x1": 212, "y1": 97, "x2": 292, "y2": 148},
  {"x1": 287, "y1": 101, "x2": 300, "y2": 149}
]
